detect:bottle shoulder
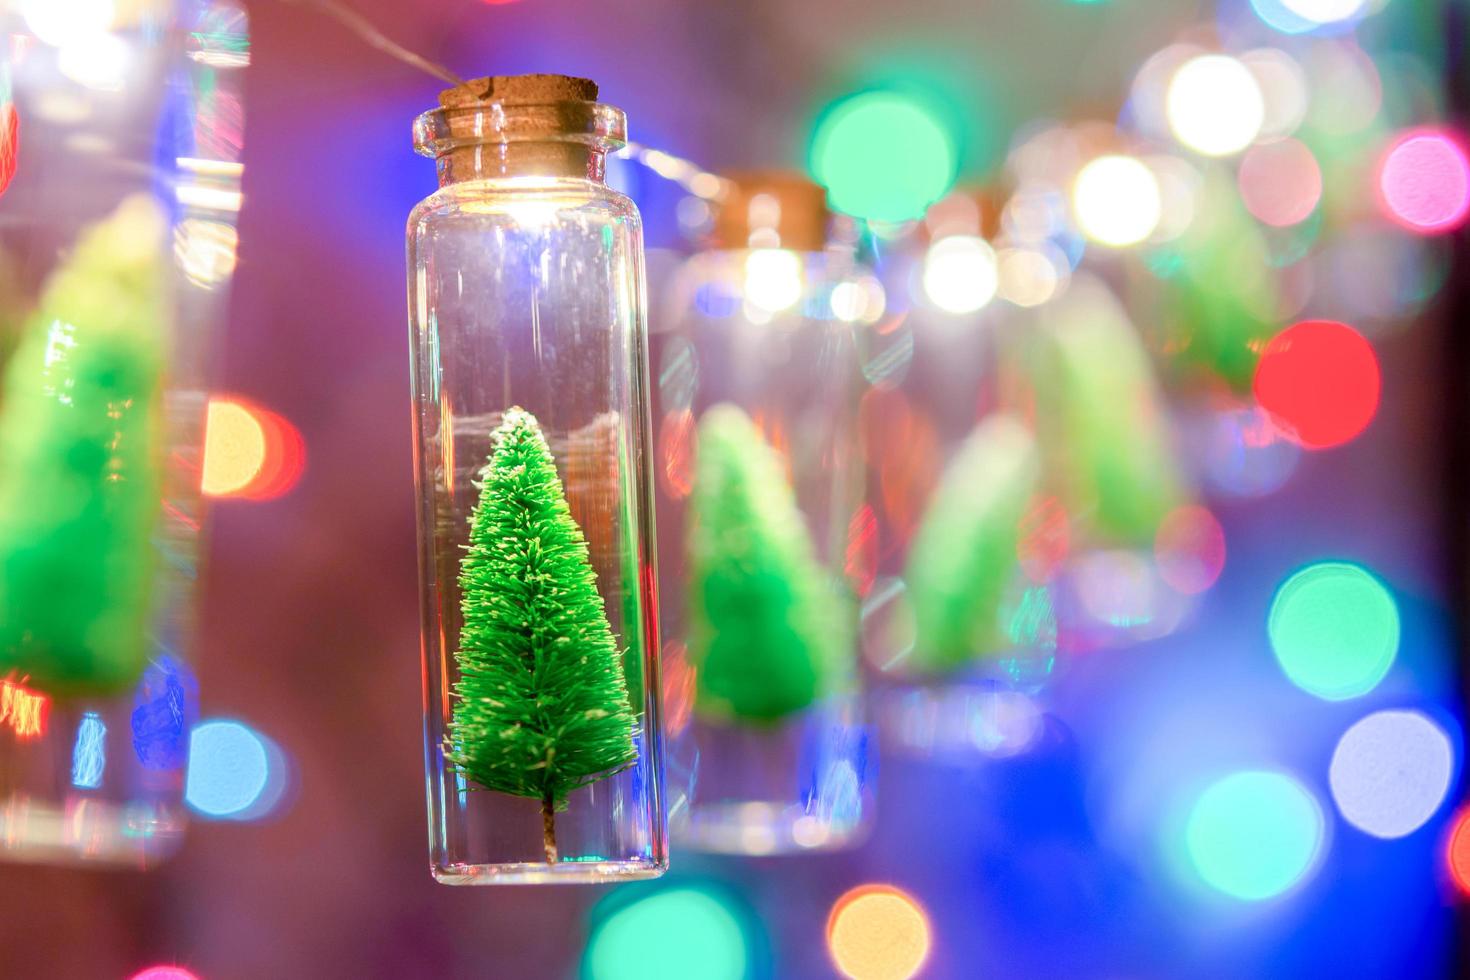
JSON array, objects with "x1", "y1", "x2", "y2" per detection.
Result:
[{"x1": 407, "y1": 178, "x2": 641, "y2": 237}]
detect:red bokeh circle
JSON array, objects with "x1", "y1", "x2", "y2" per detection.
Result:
[
  {"x1": 1252, "y1": 319, "x2": 1380, "y2": 450},
  {"x1": 1446, "y1": 806, "x2": 1470, "y2": 896}
]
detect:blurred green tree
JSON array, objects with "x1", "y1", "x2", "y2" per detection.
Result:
[
  {"x1": 0, "y1": 197, "x2": 168, "y2": 695},
  {"x1": 906, "y1": 415, "x2": 1039, "y2": 673},
  {"x1": 688, "y1": 404, "x2": 849, "y2": 723}
]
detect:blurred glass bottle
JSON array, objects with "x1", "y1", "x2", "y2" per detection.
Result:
[
  {"x1": 408, "y1": 75, "x2": 666, "y2": 884},
  {"x1": 655, "y1": 173, "x2": 873, "y2": 854},
  {"x1": 0, "y1": 0, "x2": 246, "y2": 867},
  {"x1": 858, "y1": 187, "x2": 1063, "y2": 762}
]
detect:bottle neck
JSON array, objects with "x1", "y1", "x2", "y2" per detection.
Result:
[{"x1": 436, "y1": 142, "x2": 607, "y2": 188}]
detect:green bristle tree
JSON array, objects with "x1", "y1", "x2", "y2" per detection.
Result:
[
  {"x1": 905, "y1": 415, "x2": 1040, "y2": 674},
  {"x1": 688, "y1": 404, "x2": 849, "y2": 723},
  {"x1": 446, "y1": 407, "x2": 638, "y2": 864},
  {"x1": 0, "y1": 197, "x2": 168, "y2": 695}
]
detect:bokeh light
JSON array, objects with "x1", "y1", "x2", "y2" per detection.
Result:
[
  {"x1": 1154, "y1": 505, "x2": 1226, "y2": 595},
  {"x1": 185, "y1": 719, "x2": 283, "y2": 820},
  {"x1": 20, "y1": 0, "x2": 114, "y2": 47},
  {"x1": 1166, "y1": 55, "x2": 1265, "y2": 157},
  {"x1": 1268, "y1": 561, "x2": 1398, "y2": 701},
  {"x1": 1253, "y1": 320, "x2": 1379, "y2": 449},
  {"x1": 1248, "y1": 0, "x2": 1319, "y2": 34},
  {"x1": 831, "y1": 276, "x2": 886, "y2": 324},
  {"x1": 57, "y1": 32, "x2": 130, "y2": 91},
  {"x1": 1072, "y1": 155, "x2": 1161, "y2": 247},
  {"x1": 1185, "y1": 770, "x2": 1324, "y2": 900},
  {"x1": 1302, "y1": 42, "x2": 1381, "y2": 136},
  {"x1": 202, "y1": 396, "x2": 306, "y2": 500},
  {"x1": 1376, "y1": 128, "x2": 1470, "y2": 235},
  {"x1": 1280, "y1": 0, "x2": 1366, "y2": 25},
  {"x1": 586, "y1": 887, "x2": 749, "y2": 980},
  {"x1": 1243, "y1": 49, "x2": 1309, "y2": 137},
  {"x1": 743, "y1": 248, "x2": 803, "y2": 312},
  {"x1": 1201, "y1": 406, "x2": 1301, "y2": 498},
  {"x1": 996, "y1": 245, "x2": 1064, "y2": 307},
  {"x1": 810, "y1": 92, "x2": 956, "y2": 222},
  {"x1": 201, "y1": 399, "x2": 264, "y2": 496},
  {"x1": 827, "y1": 884, "x2": 932, "y2": 980},
  {"x1": 1070, "y1": 550, "x2": 1189, "y2": 643},
  {"x1": 1329, "y1": 710, "x2": 1454, "y2": 839},
  {"x1": 1446, "y1": 807, "x2": 1470, "y2": 895},
  {"x1": 1146, "y1": 154, "x2": 1201, "y2": 242},
  {"x1": 921, "y1": 235, "x2": 998, "y2": 313},
  {"x1": 129, "y1": 969, "x2": 200, "y2": 980},
  {"x1": 1238, "y1": 139, "x2": 1321, "y2": 227},
  {"x1": 1128, "y1": 43, "x2": 1203, "y2": 142}
]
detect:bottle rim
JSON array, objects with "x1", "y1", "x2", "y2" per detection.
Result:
[{"x1": 412, "y1": 102, "x2": 627, "y2": 159}]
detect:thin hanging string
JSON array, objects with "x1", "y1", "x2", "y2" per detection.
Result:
[
  {"x1": 279, "y1": 0, "x2": 467, "y2": 89},
  {"x1": 619, "y1": 143, "x2": 729, "y2": 201},
  {"x1": 276, "y1": 0, "x2": 729, "y2": 200}
]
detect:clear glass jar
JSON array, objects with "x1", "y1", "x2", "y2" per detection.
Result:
[
  {"x1": 0, "y1": 0, "x2": 245, "y2": 868},
  {"x1": 654, "y1": 174, "x2": 873, "y2": 854},
  {"x1": 856, "y1": 190, "x2": 1062, "y2": 762},
  {"x1": 407, "y1": 75, "x2": 666, "y2": 884}
]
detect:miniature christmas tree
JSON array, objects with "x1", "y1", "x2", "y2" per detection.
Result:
[
  {"x1": 446, "y1": 407, "x2": 638, "y2": 864},
  {"x1": 905, "y1": 415, "x2": 1040, "y2": 674},
  {"x1": 688, "y1": 404, "x2": 849, "y2": 723},
  {"x1": 1025, "y1": 278, "x2": 1184, "y2": 544},
  {"x1": 0, "y1": 197, "x2": 168, "y2": 695}
]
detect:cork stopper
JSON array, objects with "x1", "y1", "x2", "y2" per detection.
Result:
[
  {"x1": 439, "y1": 74, "x2": 599, "y2": 109},
  {"x1": 714, "y1": 172, "x2": 830, "y2": 252},
  {"x1": 926, "y1": 186, "x2": 1002, "y2": 241},
  {"x1": 414, "y1": 74, "x2": 625, "y2": 185}
]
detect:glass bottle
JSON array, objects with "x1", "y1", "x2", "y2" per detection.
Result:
[
  {"x1": 407, "y1": 75, "x2": 666, "y2": 884},
  {"x1": 0, "y1": 0, "x2": 245, "y2": 868},
  {"x1": 655, "y1": 173, "x2": 873, "y2": 854}
]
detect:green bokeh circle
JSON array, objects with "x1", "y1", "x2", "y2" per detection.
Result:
[
  {"x1": 1268, "y1": 561, "x2": 1399, "y2": 701},
  {"x1": 1185, "y1": 770, "x2": 1324, "y2": 901},
  {"x1": 810, "y1": 92, "x2": 957, "y2": 223}
]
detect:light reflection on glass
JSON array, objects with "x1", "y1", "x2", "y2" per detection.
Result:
[{"x1": 71, "y1": 712, "x2": 107, "y2": 789}]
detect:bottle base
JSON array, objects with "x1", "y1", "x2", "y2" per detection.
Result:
[
  {"x1": 0, "y1": 794, "x2": 186, "y2": 869},
  {"x1": 431, "y1": 856, "x2": 667, "y2": 886},
  {"x1": 677, "y1": 801, "x2": 869, "y2": 856}
]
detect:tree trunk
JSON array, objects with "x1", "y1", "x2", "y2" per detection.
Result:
[{"x1": 541, "y1": 792, "x2": 558, "y2": 864}]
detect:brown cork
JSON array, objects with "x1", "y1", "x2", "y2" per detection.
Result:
[
  {"x1": 424, "y1": 74, "x2": 616, "y2": 183},
  {"x1": 439, "y1": 74, "x2": 598, "y2": 109},
  {"x1": 924, "y1": 186, "x2": 1003, "y2": 241},
  {"x1": 714, "y1": 171, "x2": 830, "y2": 252}
]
